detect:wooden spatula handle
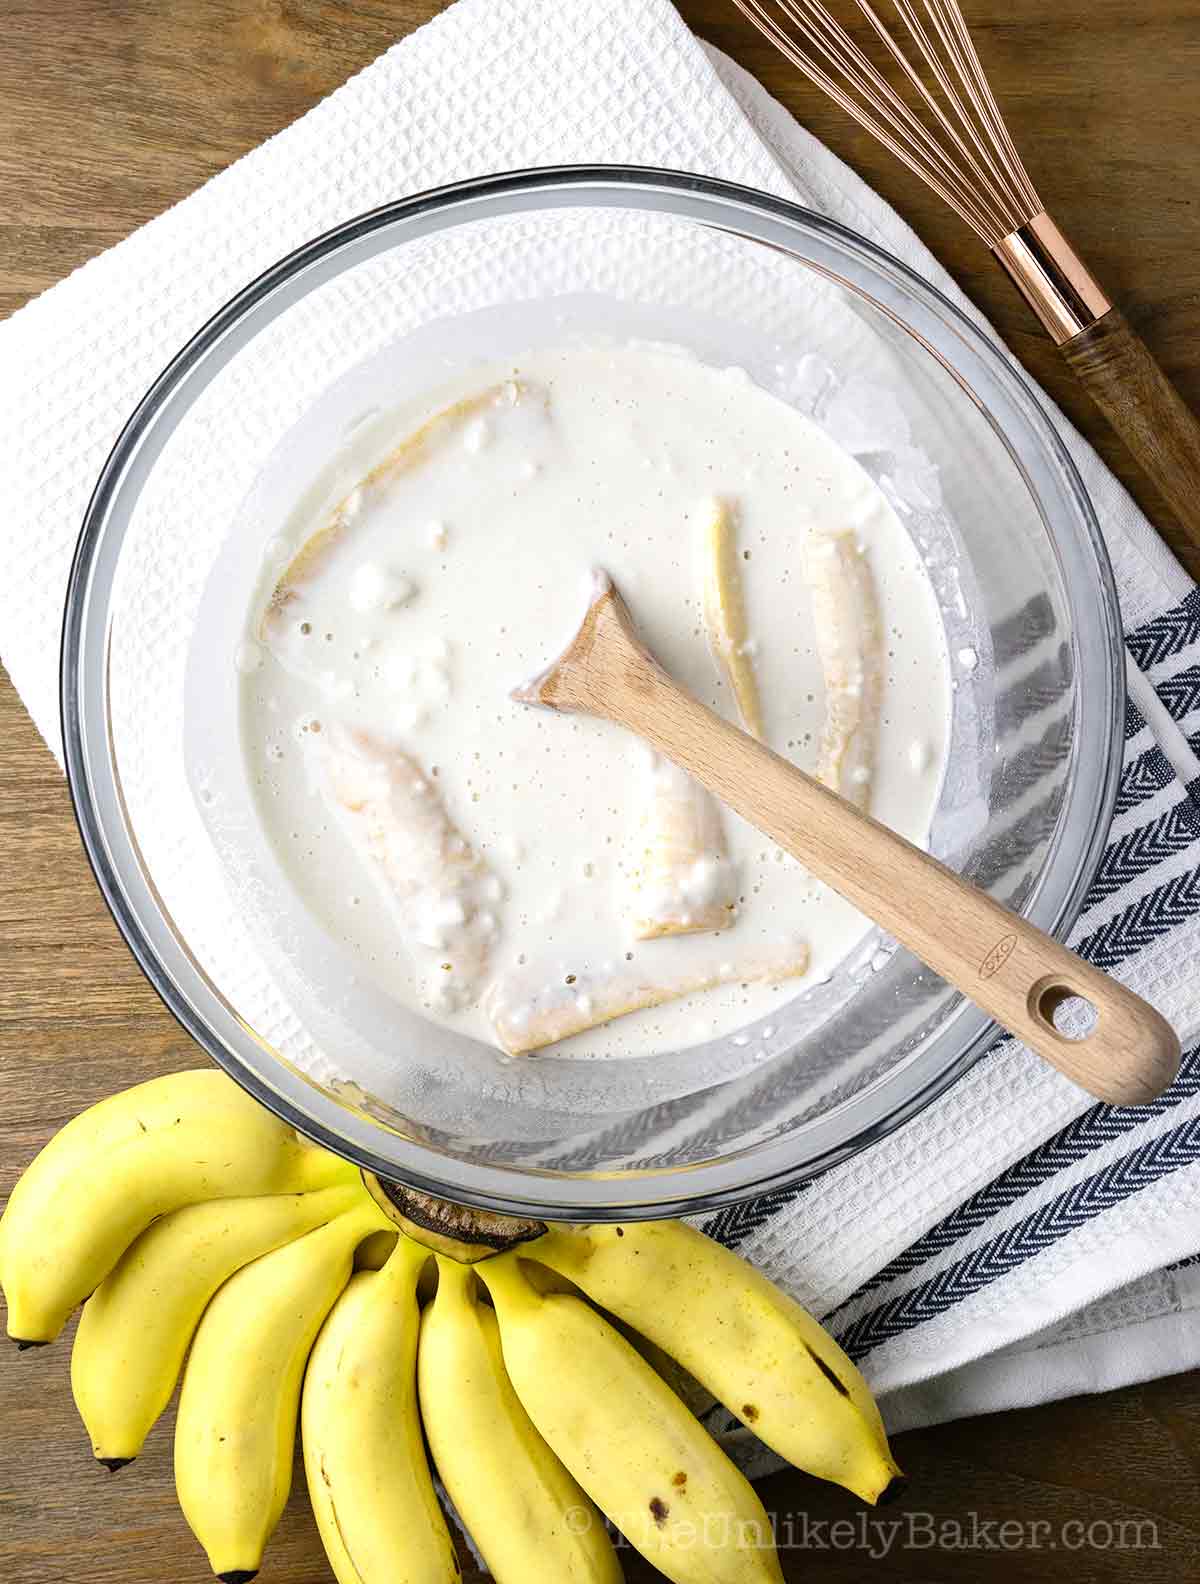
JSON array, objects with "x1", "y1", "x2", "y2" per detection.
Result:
[{"x1": 536, "y1": 578, "x2": 1180, "y2": 1106}]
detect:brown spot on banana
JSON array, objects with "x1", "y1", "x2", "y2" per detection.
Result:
[{"x1": 804, "y1": 1343, "x2": 850, "y2": 1397}]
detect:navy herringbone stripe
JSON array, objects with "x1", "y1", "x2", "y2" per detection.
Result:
[
  {"x1": 836, "y1": 1111, "x2": 1200, "y2": 1361},
  {"x1": 993, "y1": 594, "x2": 1055, "y2": 668},
  {"x1": 834, "y1": 1044, "x2": 1200, "y2": 1309},
  {"x1": 704, "y1": 1185, "x2": 808, "y2": 1247},
  {"x1": 709, "y1": 853, "x2": 1197, "y2": 1248},
  {"x1": 1125, "y1": 588, "x2": 1200, "y2": 670},
  {"x1": 994, "y1": 714, "x2": 1070, "y2": 807},
  {"x1": 1083, "y1": 800, "x2": 1200, "y2": 907},
  {"x1": 707, "y1": 777, "x2": 1197, "y2": 1253},
  {"x1": 997, "y1": 656, "x2": 1071, "y2": 737},
  {"x1": 1077, "y1": 864, "x2": 1200, "y2": 970},
  {"x1": 969, "y1": 795, "x2": 1060, "y2": 892},
  {"x1": 1114, "y1": 745, "x2": 1176, "y2": 815},
  {"x1": 1152, "y1": 663, "x2": 1200, "y2": 725},
  {"x1": 697, "y1": 626, "x2": 1200, "y2": 1260}
]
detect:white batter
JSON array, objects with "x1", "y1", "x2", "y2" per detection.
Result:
[{"x1": 240, "y1": 341, "x2": 950, "y2": 1059}]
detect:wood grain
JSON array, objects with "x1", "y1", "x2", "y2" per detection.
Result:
[
  {"x1": 1, "y1": 2, "x2": 1199, "y2": 1580},
  {"x1": 1061, "y1": 306, "x2": 1200, "y2": 561}
]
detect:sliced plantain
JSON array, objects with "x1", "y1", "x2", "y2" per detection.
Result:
[
  {"x1": 700, "y1": 496, "x2": 764, "y2": 739},
  {"x1": 485, "y1": 945, "x2": 809, "y2": 1057},
  {"x1": 628, "y1": 754, "x2": 736, "y2": 940},
  {"x1": 316, "y1": 722, "x2": 500, "y2": 1014},
  {"x1": 261, "y1": 382, "x2": 531, "y2": 637},
  {"x1": 803, "y1": 529, "x2": 882, "y2": 811}
]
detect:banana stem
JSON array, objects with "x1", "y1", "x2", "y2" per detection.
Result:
[
  {"x1": 377, "y1": 1231, "x2": 431, "y2": 1287},
  {"x1": 477, "y1": 1252, "x2": 539, "y2": 1313},
  {"x1": 289, "y1": 1143, "x2": 362, "y2": 1192},
  {"x1": 432, "y1": 1252, "x2": 478, "y2": 1302}
]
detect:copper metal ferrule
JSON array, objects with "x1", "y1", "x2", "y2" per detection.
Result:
[{"x1": 993, "y1": 211, "x2": 1113, "y2": 345}]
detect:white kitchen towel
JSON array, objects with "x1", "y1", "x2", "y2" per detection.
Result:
[{"x1": 3, "y1": 0, "x2": 1200, "y2": 1438}]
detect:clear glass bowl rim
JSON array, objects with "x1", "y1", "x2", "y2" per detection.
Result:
[{"x1": 60, "y1": 165, "x2": 1125, "y2": 1219}]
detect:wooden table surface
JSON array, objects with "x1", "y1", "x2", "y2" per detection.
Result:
[{"x1": 2, "y1": 3, "x2": 1198, "y2": 1580}]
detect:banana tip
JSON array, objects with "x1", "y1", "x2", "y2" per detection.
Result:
[
  {"x1": 12, "y1": 1337, "x2": 49, "y2": 1351},
  {"x1": 97, "y1": 1456, "x2": 134, "y2": 1473},
  {"x1": 217, "y1": 1572, "x2": 259, "y2": 1584},
  {"x1": 875, "y1": 1472, "x2": 909, "y2": 1506}
]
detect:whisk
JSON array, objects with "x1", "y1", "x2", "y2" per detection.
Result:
[{"x1": 731, "y1": 0, "x2": 1200, "y2": 561}]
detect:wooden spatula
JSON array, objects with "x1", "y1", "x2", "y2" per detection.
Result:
[{"x1": 514, "y1": 573, "x2": 1180, "y2": 1106}]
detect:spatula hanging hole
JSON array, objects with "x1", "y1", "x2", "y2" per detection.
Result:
[{"x1": 1032, "y1": 980, "x2": 1099, "y2": 1040}]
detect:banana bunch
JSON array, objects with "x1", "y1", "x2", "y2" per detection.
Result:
[
  {"x1": 1, "y1": 1071, "x2": 905, "y2": 1584},
  {"x1": 0, "y1": 1068, "x2": 354, "y2": 1347},
  {"x1": 0, "y1": 1069, "x2": 376, "y2": 1581}
]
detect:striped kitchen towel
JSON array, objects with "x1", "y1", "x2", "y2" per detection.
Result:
[
  {"x1": 705, "y1": 597, "x2": 1200, "y2": 1439},
  {"x1": 1, "y1": 0, "x2": 1198, "y2": 1432}
]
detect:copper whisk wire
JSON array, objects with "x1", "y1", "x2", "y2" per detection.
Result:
[
  {"x1": 731, "y1": 0, "x2": 1043, "y2": 245},
  {"x1": 729, "y1": 0, "x2": 1200, "y2": 567}
]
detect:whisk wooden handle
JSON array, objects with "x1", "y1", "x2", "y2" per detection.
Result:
[{"x1": 1061, "y1": 307, "x2": 1200, "y2": 567}]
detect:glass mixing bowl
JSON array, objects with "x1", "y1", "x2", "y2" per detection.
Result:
[{"x1": 62, "y1": 168, "x2": 1123, "y2": 1219}]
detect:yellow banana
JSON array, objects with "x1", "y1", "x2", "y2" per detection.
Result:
[
  {"x1": 419, "y1": 1256, "x2": 622, "y2": 1584},
  {"x1": 481, "y1": 1253, "x2": 782, "y2": 1584},
  {"x1": 2, "y1": 1099, "x2": 347, "y2": 1347},
  {"x1": 174, "y1": 1202, "x2": 384, "y2": 1582},
  {"x1": 531, "y1": 1220, "x2": 902, "y2": 1505},
  {"x1": 0, "y1": 1070, "x2": 349, "y2": 1344},
  {"x1": 0, "y1": 1070, "x2": 267, "y2": 1292},
  {"x1": 301, "y1": 1235, "x2": 459, "y2": 1584},
  {"x1": 701, "y1": 497, "x2": 764, "y2": 739},
  {"x1": 71, "y1": 1180, "x2": 364, "y2": 1467}
]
